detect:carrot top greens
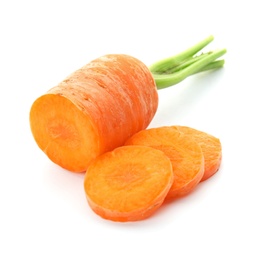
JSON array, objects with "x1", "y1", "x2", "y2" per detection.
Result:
[{"x1": 149, "y1": 35, "x2": 226, "y2": 89}]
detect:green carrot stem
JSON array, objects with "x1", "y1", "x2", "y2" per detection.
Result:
[
  {"x1": 149, "y1": 36, "x2": 227, "y2": 89},
  {"x1": 165, "y1": 52, "x2": 212, "y2": 74},
  {"x1": 193, "y1": 59, "x2": 225, "y2": 74},
  {"x1": 153, "y1": 48, "x2": 227, "y2": 89},
  {"x1": 149, "y1": 35, "x2": 214, "y2": 73}
]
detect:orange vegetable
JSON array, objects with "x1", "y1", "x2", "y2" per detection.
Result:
[
  {"x1": 30, "y1": 54, "x2": 158, "y2": 172},
  {"x1": 125, "y1": 127, "x2": 204, "y2": 200},
  {"x1": 172, "y1": 126, "x2": 222, "y2": 181},
  {"x1": 84, "y1": 145, "x2": 173, "y2": 222}
]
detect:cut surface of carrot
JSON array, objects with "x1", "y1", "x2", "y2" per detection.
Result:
[
  {"x1": 172, "y1": 125, "x2": 222, "y2": 181},
  {"x1": 84, "y1": 145, "x2": 173, "y2": 222},
  {"x1": 125, "y1": 127, "x2": 204, "y2": 200},
  {"x1": 30, "y1": 54, "x2": 158, "y2": 172},
  {"x1": 30, "y1": 94, "x2": 100, "y2": 172}
]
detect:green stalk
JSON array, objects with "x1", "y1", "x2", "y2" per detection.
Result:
[
  {"x1": 149, "y1": 36, "x2": 227, "y2": 89},
  {"x1": 165, "y1": 52, "x2": 212, "y2": 74},
  {"x1": 192, "y1": 59, "x2": 225, "y2": 74},
  {"x1": 149, "y1": 35, "x2": 214, "y2": 73}
]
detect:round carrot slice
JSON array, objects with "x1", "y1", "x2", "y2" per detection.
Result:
[
  {"x1": 173, "y1": 126, "x2": 222, "y2": 181},
  {"x1": 84, "y1": 145, "x2": 173, "y2": 222},
  {"x1": 125, "y1": 127, "x2": 204, "y2": 200}
]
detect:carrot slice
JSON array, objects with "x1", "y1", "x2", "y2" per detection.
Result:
[
  {"x1": 172, "y1": 125, "x2": 222, "y2": 181},
  {"x1": 125, "y1": 127, "x2": 204, "y2": 200},
  {"x1": 84, "y1": 145, "x2": 173, "y2": 222}
]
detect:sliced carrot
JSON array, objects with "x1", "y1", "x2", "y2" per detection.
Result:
[
  {"x1": 172, "y1": 125, "x2": 222, "y2": 181},
  {"x1": 84, "y1": 145, "x2": 173, "y2": 222},
  {"x1": 30, "y1": 54, "x2": 158, "y2": 172},
  {"x1": 125, "y1": 127, "x2": 204, "y2": 200}
]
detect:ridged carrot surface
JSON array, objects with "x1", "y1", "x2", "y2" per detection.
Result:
[
  {"x1": 84, "y1": 145, "x2": 173, "y2": 222},
  {"x1": 125, "y1": 127, "x2": 204, "y2": 199},
  {"x1": 173, "y1": 126, "x2": 222, "y2": 181}
]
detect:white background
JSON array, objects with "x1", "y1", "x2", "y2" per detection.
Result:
[{"x1": 1, "y1": 0, "x2": 264, "y2": 259}]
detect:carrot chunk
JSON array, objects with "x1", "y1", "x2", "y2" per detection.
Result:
[
  {"x1": 84, "y1": 145, "x2": 173, "y2": 222},
  {"x1": 172, "y1": 126, "x2": 222, "y2": 181},
  {"x1": 125, "y1": 127, "x2": 204, "y2": 200},
  {"x1": 30, "y1": 54, "x2": 158, "y2": 172}
]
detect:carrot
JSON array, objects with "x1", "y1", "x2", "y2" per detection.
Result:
[
  {"x1": 84, "y1": 145, "x2": 173, "y2": 222},
  {"x1": 125, "y1": 127, "x2": 204, "y2": 200},
  {"x1": 172, "y1": 126, "x2": 222, "y2": 181},
  {"x1": 29, "y1": 36, "x2": 226, "y2": 172}
]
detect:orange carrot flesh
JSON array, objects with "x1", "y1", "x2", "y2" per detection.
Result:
[
  {"x1": 30, "y1": 94, "x2": 101, "y2": 172},
  {"x1": 172, "y1": 126, "x2": 222, "y2": 181},
  {"x1": 84, "y1": 145, "x2": 173, "y2": 222},
  {"x1": 30, "y1": 54, "x2": 158, "y2": 172},
  {"x1": 124, "y1": 127, "x2": 204, "y2": 200}
]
